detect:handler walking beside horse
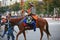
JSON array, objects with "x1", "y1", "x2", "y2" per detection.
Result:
[{"x1": 1, "y1": 15, "x2": 15, "y2": 40}]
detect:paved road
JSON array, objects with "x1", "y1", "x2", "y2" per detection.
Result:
[{"x1": 0, "y1": 18, "x2": 60, "y2": 40}]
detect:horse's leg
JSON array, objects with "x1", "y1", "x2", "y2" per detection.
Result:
[
  {"x1": 43, "y1": 23, "x2": 51, "y2": 40},
  {"x1": 40, "y1": 28, "x2": 43, "y2": 40},
  {"x1": 23, "y1": 31, "x2": 26, "y2": 40},
  {"x1": 47, "y1": 33, "x2": 50, "y2": 40},
  {"x1": 44, "y1": 29, "x2": 50, "y2": 40},
  {"x1": 16, "y1": 30, "x2": 23, "y2": 40}
]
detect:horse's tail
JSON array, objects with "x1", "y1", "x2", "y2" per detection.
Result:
[{"x1": 46, "y1": 20, "x2": 51, "y2": 36}]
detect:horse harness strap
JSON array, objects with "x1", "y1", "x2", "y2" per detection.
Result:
[{"x1": 17, "y1": 17, "x2": 26, "y2": 25}]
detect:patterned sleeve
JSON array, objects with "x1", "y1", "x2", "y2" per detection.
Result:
[{"x1": 31, "y1": 7, "x2": 36, "y2": 14}]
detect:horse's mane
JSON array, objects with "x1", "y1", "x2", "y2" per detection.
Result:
[{"x1": 10, "y1": 16, "x2": 24, "y2": 23}]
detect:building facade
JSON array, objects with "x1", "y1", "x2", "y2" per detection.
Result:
[{"x1": 1, "y1": 0, "x2": 20, "y2": 6}]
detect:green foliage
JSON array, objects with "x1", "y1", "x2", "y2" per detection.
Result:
[
  {"x1": 49, "y1": 4, "x2": 54, "y2": 13},
  {"x1": 52, "y1": 0, "x2": 60, "y2": 7},
  {"x1": 24, "y1": 1, "x2": 30, "y2": 10},
  {"x1": 0, "y1": 6, "x2": 9, "y2": 13},
  {"x1": 0, "y1": 3, "x2": 20, "y2": 14},
  {"x1": 10, "y1": 2, "x2": 20, "y2": 11},
  {"x1": 43, "y1": 0, "x2": 60, "y2": 15},
  {"x1": 35, "y1": 1, "x2": 45, "y2": 14}
]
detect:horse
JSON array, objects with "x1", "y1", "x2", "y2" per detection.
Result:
[
  {"x1": 1, "y1": 15, "x2": 51, "y2": 40},
  {"x1": 0, "y1": 13, "x2": 51, "y2": 40}
]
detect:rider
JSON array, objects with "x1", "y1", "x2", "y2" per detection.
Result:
[
  {"x1": 23, "y1": 2, "x2": 37, "y2": 31},
  {"x1": 27, "y1": 2, "x2": 36, "y2": 15}
]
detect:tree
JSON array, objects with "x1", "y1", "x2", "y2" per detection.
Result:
[
  {"x1": 9, "y1": 2, "x2": 21, "y2": 15},
  {"x1": 24, "y1": 1, "x2": 29, "y2": 10},
  {"x1": 43, "y1": 0, "x2": 60, "y2": 14},
  {"x1": 34, "y1": 1, "x2": 45, "y2": 14},
  {"x1": 52, "y1": 0, "x2": 60, "y2": 7},
  {"x1": 10, "y1": 2, "x2": 21, "y2": 11},
  {"x1": 0, "y1": 6, "x2": 9, "y2": 14}
]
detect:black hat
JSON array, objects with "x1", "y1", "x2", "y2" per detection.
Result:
[{"x1": 29, "y1": 2, "x2": 34, "y2": 6}]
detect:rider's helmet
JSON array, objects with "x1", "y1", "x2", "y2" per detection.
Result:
[{"x1": 29, "y1": 2, "x2": 34, "y2": 7}]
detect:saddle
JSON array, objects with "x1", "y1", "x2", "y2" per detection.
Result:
[
  {"x1": 31, "y1": 14, "x2": 38, "y2": 21},
  {"x1": 23, "y1": 15, "x2": 36, "y2": 29},
  {"x1": 23, "y1": 16, "x2": 33, "y2": 27}
]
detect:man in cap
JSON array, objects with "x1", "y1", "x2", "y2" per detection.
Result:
[{"x1": 23, "y1": 2, "x2": 37, "y2": 31}]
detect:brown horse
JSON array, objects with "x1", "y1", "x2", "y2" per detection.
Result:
[{"x1": 1, "y1": 16, "x2": 51, "y2": 40}]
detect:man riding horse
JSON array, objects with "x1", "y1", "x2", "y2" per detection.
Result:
[{"x1": 22, "y1": 2, "x2": 38, "y2": 31}]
